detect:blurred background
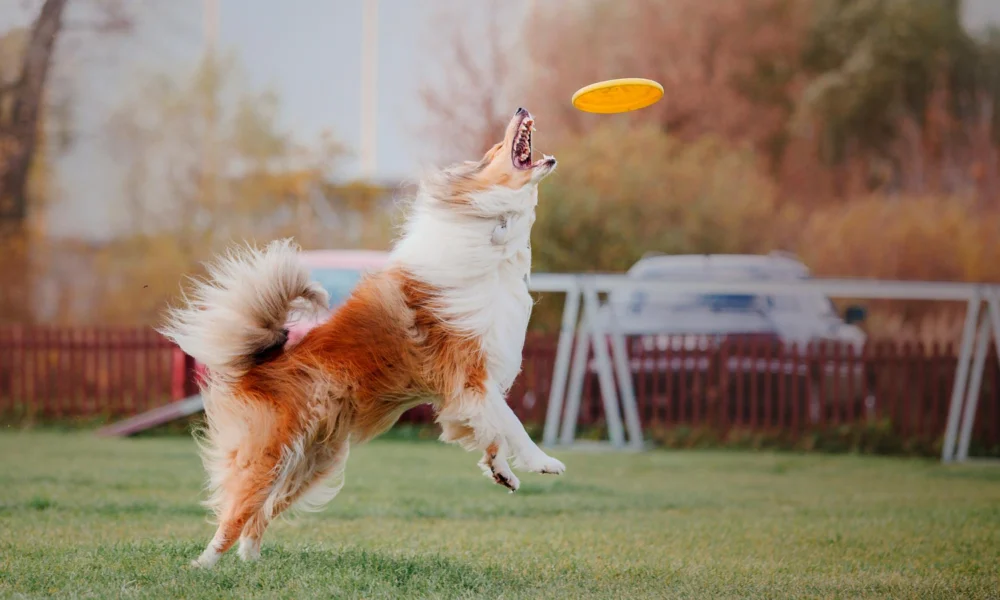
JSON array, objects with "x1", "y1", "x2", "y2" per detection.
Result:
[
  {"x1": 6, "y1": 5, "x2": 1000, "y2": 595},
  {"x1": 3, "y1": 0, "x2": 1000, "y2": 327},
  {"x1": 2, "y1": 0, "x2": 1000, "y2": 455}
]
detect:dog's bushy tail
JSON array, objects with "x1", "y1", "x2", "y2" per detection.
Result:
[{"x1": 158, "y1": 239, "x2": 329, "y2": 383}]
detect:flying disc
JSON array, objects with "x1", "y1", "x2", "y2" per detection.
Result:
[{"x1": 571, "y1": 78, "x2": 664, "y2": 114}]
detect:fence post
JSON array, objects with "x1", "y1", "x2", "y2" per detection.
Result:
[
  {"x1": 171, "y1": 347, "x2": 188, "y2": 402},
  {"x1": 955, "y1": 290, "x2": 1000, "y2": 461},
  {"x1": 607, "y1": 308, "x2": 643, "y2": 449},
  {"x1": 580, "y1": 281, "x2": 626, "y2": 448},
  {"x1": 956, "y1": 317, "x2": 991, "y2": 461},
  {"x1": 560, "y1": 286, "x2": 594, "y2": 446},
  {"x1": 942, "y1": 294, "x2": 982, "y2": 463},
  {"x1": 542, "y1": 282, "x2": 580, "y2": 448}
]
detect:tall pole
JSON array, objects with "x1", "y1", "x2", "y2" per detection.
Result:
[
  {"x1": 202, "y1": 0, "x2": 220, "y2": 220},
  {"x1": 203, "y1": 0, "x2": 219, "y2": 53},
  {"x1": 360, "y1": 0, "x2": 378, "y2": 180}
]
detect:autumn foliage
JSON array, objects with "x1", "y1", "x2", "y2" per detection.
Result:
[
  {"x1": 2, "y1": 51, "x2": 394, "y2": 326},
  {"x1": 416, "y1": 0, "x2": 1000, "y2": 340},
  {"x1": 4, "y1": 0, "x2": 1000, "y2": 341},
  {"x1": 532, "y1": 125, "x2": 778, "y2": 273}
]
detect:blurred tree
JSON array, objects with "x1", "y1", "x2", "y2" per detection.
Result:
[
  {"x1": 0, "y1": 0, "x2": 128, "y2": 221},
  {"x1": 975, "y1": 27, "x2": 1000, "y2": 144},
  {"x1": 516, "y1": 0, "x2": 807, "y2": 168},
  {"x1": 0, "y1": 0, "x2": 128, "y2": 324},
  {"x1": 418, "y1": 2, "x2": 516, "y2": 161},
  {"x1": 0, "y1": 1, "x2": 68, "y2": 326},
  {"x1": 795, "y1": 0, "x2": 981, "y2": 179},
  {"x1": 532, "y1": 124, "x2": 778, "y2": 273},
  {"x1": 92, "y1": 52, "x2": 394, "y2": 325},
  {"x1": 426, "y1": 0, "x2": 1000, "y2": 201},
  {"x1": 420, "y1": 0, "x2": 1000, "y2": 340},
  {"x1": 0, "y1": 0, "x2": 67, "y2": 224},
  {"x1": 0, "y1": 27, "x2": 53, "y2": 227},
  {"x1": 783, "y1": 192, "x2": 1000, "y2": 342}
]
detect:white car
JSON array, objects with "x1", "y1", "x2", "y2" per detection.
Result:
[
  {"x1": 588, "y1": 252, "x2": 873, "y2": 423},
  {"x1": 599, "y1": 252, "x2": 867, "y2": 350}
]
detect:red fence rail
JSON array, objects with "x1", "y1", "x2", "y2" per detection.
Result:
[
  {"x1": 0, "y1": 327, "x2": 181, "y2": 419},
  {"x1": 1, "y1": 327, "x2": 998, "y2": 452}
]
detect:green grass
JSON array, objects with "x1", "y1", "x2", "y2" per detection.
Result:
[{"x1": 1, "y1": 431, "x2": 999, "y2": 599}]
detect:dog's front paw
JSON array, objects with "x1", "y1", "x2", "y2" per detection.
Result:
[
  {"x1": 490, "y1": 465, "x2": 521, "y2": 492},
  {"x1": 189, "y1": 546, "x2": 222, "y2": 569},
  {"x1": 189, "y1": 557, "x2": 214, "y2": 570},
  {"x1": 478, "y1": 453, "x2": 520, "y2": 492},
  {"x1": 520, "y1": 453, "x2": 566, "y2": 475}
]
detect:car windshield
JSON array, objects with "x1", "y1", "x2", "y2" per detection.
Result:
[
  {"x1": 626, "y1": 292, "x2": 762, "y2": 311},
  {"x1": 696, "y1": 294, "x2": 760, "y2": 311},
  {"x1": 626, "y1": 291, "x2": 836, "y2": 316},
  {"x1": 309, "y1": 267, "x2": 364, "y2": 307}
]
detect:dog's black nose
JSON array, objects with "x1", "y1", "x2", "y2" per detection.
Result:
[{"x1": 515, "y1": 107, "x2": 527, "y2": 116}]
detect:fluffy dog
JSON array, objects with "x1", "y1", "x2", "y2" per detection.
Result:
[{"x1": 160, "y1": 108, "x2": 564, "y2": 568}]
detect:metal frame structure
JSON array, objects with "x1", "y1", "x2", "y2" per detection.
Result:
[{"x1": 529, "y1": 274, "x2": 1000, "y2": 463}]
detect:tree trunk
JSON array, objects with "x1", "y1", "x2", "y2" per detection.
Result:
[
  {"x1": 0, "y1": 0, "x2": 68, "y2": 324},
  {"x1": 0, "y1": 0, "x2": 68, "y2": 221}
]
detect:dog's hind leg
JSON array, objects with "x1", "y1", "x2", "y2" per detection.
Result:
[
  {"x1": 191, "y1": 416, "x2": 304, "y2": 569},
  {"x1": 191, "y1": 457, "x2": 278, "y2": 568},
  {"x1": 237, "y1": 438, "x2": 350, "y2": 561}
]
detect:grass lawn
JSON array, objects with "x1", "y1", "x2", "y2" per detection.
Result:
[{"x1": 1, "y1": 431, "x2": 999, "y2": 599}]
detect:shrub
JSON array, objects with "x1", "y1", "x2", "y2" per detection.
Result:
[{"x1": 533, "y1": 124, "x2": 778, "y2": 274}]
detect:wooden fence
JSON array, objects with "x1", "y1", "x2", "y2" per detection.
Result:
[
  {"x1": 560, "y1": 336, "x2": 1000, "y2": 450},
  {"x1": 1, "y1": 327, "x2": 998, "y2": 452},
  {"x1": 0, "y1": 327, "x2": 181, "y2": 418}
]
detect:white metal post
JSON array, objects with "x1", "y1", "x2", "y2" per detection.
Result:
[
  {"x1": 581, "y1": 281, "x2": 626, "y2": 447},
  {"x1": 956, "y1": 317, "x2": 991, "y2": 462},
  {"x1": 542, "y1": 283, "x2": 581, "y2": 448},
  {"x1": 989, "y1": 291, "x2": 1000, "y2": 369},
  {"x1": 560, "y1": 287, "x2": 594, "y2": 445},
  {"x1": 203, "y1": 0, "x2": 218, "y2": 52},
  {"x1": 942, "y1": 295, "x2": 982, "y2": 462},
  {"x1": 956, "y1": 291, "x2": 1000, "y2": 462},
  {"x1": 606, "y1": 306, "x2": 644, "y2": 449},
  {"x1": 201, "y1": 0, "x2": 220, "y2": 216}
]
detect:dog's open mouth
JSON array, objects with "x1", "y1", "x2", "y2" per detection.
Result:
[{"x1": 512, "y1": 114, "x2": 535, "y2": 170}]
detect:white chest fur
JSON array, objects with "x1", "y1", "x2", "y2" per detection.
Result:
[
  {"x1": 390, "y1": 185, "x2": 537, "y2": 393},
  {"x1": 483, "y1": 212, "x2": 534, "y2": 391}
]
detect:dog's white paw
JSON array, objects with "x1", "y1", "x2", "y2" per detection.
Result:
[
  {"x1": 238, "y1": 537, "x2": 261, "y2": 562},
  {"x1": 521, "y1": 453, "x2": 566, "y2": 475},
  {"x1": 189, "y1": 557, "x2": 214, "y2": 569},
  {"x1": 479, "y1": 454, "x2": 520, "y2": 492},
  {"x1": 190, "y1": 547, "x2": 221, "y2": 569}
]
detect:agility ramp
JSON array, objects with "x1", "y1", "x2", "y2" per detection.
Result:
[{"x1": 95, "y1": 394, "x2": 204, "y2": 437}]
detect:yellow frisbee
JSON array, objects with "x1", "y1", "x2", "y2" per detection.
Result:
[{"x1": 571, "y1": 78, "x2": 664, "y2": 114}]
